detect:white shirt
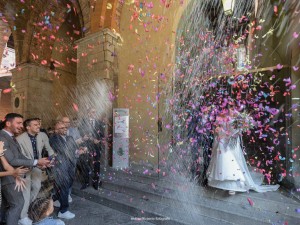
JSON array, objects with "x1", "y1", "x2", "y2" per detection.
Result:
[
  {"x1": 90, "y1": 118, "x2": 95, "y2": 129},
  {"x1": 2, "y1": 129, "x2": 13, "y2": 138}
]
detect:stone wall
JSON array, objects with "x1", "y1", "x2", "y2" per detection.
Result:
[
  {"x1": 76, "y1": 28, "x2": 119, "y2": 166},
  {"x1": 118, "y1": 0, "x2": 191, "y2": 165},
  {"x1": 11, "y1": 64, "x2": 53, "y2": 129}
]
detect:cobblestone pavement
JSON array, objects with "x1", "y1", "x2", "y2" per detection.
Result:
[{"x1": 52, "y1": 195, "x2": 154, "y2": 225}]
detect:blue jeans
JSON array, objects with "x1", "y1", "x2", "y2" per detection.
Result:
[
  {"x1": 68, "y1": 159, "x2": 77, "y2": 195},
  {"x1": 52, "y1": 166, "x2": 74, "y2": 213}
]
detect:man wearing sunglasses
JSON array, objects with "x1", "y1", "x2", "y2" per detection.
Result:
[
  {"x1": 49, "y1": 122, "x2": 85, "y2": 220},
  {"x1": 78, "y1": 108, "x2": 104, "y2": 190}
]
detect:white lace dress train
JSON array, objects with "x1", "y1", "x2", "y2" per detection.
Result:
[{"x1": 206, "y1": 121, "x2": 279, "y2": 193}]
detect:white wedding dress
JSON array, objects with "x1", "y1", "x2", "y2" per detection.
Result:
[{"x1": 206, "y1": 118, "x2": 280, "y2": 193}]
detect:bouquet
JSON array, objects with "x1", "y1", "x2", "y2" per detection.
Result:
[{"x1": 229, "y1": 111, "x2": 255, "y2": 146}]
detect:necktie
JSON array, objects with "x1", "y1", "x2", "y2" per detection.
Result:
[
  {"x1": 12, "y1": 136, "x2": 17, "y2": 143},
  {"x1": 12, "y1": 136, "x2": 21, "y2": 151}
]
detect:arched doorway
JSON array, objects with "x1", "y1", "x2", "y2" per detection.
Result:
[
  {"x1": 0, "y1": 28, "x2": 15, "y2": 119},
  {"x1": 166, "y1": 0, "x2": 294, "y2": 190}
]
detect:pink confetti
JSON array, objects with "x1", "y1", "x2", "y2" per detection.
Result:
[
  {"x1": 109, "y1": 91, "x2": 115, "y2": 100},
  {"x1": 294, "y1": 32, "x2": 299, "y2": 38},
  {"x1": 128, "y1": 64, "x2": 134, "y2": 73},
  {"x1": 277, "y1": 64, "x2": 283, "y2": 70},
  {"x1": 73, "y1": 103, "x2": 78, "y2": 111},
  {"x1": 3, "y1": 88, "x2": 11, "y2": 93}
]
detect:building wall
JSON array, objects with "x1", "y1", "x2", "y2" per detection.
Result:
[
  {"x1": 11, "y1": 64, "x2": 54, "y2": 129},
  {"x1": 50, "y1": 10, "x2": 80, "y2": 123},
  {"x1": 287, "y1": 2, "x2": 300, "y2": 190},
  {"x1": 118, "y1": 0, "x2": 191, "y2": 166}
]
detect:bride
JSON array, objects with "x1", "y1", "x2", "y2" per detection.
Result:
[{"x1": 206, "y1": 106, "x2": 280, "y2": 195}]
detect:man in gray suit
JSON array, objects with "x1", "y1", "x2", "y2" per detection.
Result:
[
  {"x1": 17, "y1": 118, "x2": 54, "y2": 225},
  {"x1": 0, "y1": 113, "x2": 49, "y2": 225}
]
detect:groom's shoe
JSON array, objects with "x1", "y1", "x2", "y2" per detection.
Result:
[
  {"x1": 93, "y1": 181, "x2": 101, "y2": 190},
  {"x1": 200, "y1": 178, "x2": 208, "y2": 187}
]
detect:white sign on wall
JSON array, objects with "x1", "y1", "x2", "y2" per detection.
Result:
[{"x1": 112, "y1": 109, "x2": 129, "y2": 169}]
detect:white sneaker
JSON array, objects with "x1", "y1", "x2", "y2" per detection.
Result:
[
  {"x1": 58, "y1": 211, "x2": 75, "y2": 219},
  {"x1": 53, "y1": 200, "x2": 61, "y2": 208},
  {"x1": 18, "y1": 217, "x2": 33, "y2": 225},
  {"x1": 68, "y1": 195, "x2": 72, "y2": 203}
]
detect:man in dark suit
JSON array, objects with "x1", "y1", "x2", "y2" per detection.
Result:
[
  {"x1": 0, "y1": 113, "x2": 49, "y2": 225},
  {"x1": 188, "y1": 103, "x2": 215, "y2": 185},
  {"x1": 78, "y1": 108, "x2": 105, "y2": 190},
  {"x1": 49, "y1": 122, "x2": 85, "y2": 220}
]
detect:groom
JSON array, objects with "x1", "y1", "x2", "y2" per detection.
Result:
[{"x1": 188, "y1": 103, "x2": 215, "y2": 185}]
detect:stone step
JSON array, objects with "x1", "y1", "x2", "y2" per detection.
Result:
[
  {"x1": 101, "y1": 165, "x2": 297, "y2": 196},
  {"x1": 53, "y1": 194, "x2": 155, "y2": 225},
  {"x1": 71, "y1": 182, "x2": 233, "y2": 225},
  {"x1": 99, "y1": 176, "x2": 299, "y2": 225},
  {"x1": 101, "y1": 166, "x2": 300, "y2": 209},
  {"x1": 101, "y1": 165, "x2": 197, "y2": 191},
  {"x1": 100, "y1": 166, "x2": 300, "y2": 222}
]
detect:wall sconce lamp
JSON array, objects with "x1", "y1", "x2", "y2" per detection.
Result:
[{"x1": 222, "y1": 0, "x2": 236, "y2": 15}]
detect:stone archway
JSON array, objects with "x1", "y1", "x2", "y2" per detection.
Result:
[
  {"x1": 5, "y1": 0, "x2": 84, "y2": 128},
  {"x1": 0, "y1": 20, "x2": 14, "y2": 120},
  {"x1": 0, "y1": 0, "x2": 124, "y2": 165}
]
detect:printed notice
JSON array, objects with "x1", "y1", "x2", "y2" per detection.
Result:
[{"x1": 115, "y1": 116, "x2": 127, "y2": 133}]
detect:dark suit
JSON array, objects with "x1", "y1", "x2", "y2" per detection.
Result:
[
  {"x1": 78, "y1": 118, "x2": 104, "y2": 187},
  {"x1": 49, "y1": 133, "x2": 77, "y2": 213},
  {"x1": 188, "y1": 111, "x2": 215, "y2": 183},
  {"x1": 0, "y1": 130, "x2": 34, "y2": 225},
  {"x1": 40, "y1": 128, "x2": 48, "y2": 137}
]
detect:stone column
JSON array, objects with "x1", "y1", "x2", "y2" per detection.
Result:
[
  {"x1": 10, "y1": 63, "x2": 54, "y2": 129},
  {"x1": 76, "y1": 28, "x2": 119, "y2": 166}
]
